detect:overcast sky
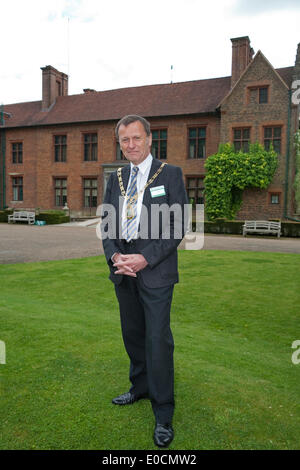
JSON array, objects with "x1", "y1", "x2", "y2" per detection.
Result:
[{"x1": 1, "y1": 0, "x2": 300, "y2": 105}]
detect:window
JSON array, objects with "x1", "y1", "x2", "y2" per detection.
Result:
[
  {"x1": 186, "y1": 177, "x2": 205, "y2": 206},
  {"x1": 151, "y1": 129, "x2": 167, "y2": 159},
  {"x1": 188, "y1": 128, "x2": 206, "y2": 159},
  {"x1": 269, "y1": 193, "x2": 280, "y2": 204},
  {"x1": 264, "y1": 127, "x2": 281, "y2": 154},
  {"x1": 83, "y1": 133, "x2": 98, "y2": 161},
  {"x1": 54, "y1": 178, "x2": 67, "y2": 206},
  {"x1": 259, "y1": 87, "x2": 268, "y2": 104},
  {"x1": 233, "y1": 128, "x2": 250, "y2": 152},
  {"x1": 54, "y1": 135, "x2": 67, "y2": 162},
  {"x1": 84, "y1": 179, "x2": 98, "y2": 208},
  {"x1": 116, "y1": 142, "x2": 126, "y2": 160},
  {"x1": 12, "y1": 177, "x2": 23, "y2": 201},
  {"x1": 248, "y1": 86, "x2": 269, "y2": 104},
  {"x1": 12, "y1": 142, "x2": 23, "y2": 164}
]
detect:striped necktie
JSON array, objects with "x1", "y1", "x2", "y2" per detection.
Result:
[{"x1": 122, "y1": 166, "x2": 139, "y2": 241}]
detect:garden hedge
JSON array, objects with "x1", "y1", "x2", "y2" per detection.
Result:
[{"x1": 0, "y1": 210, "x2": 70, "y2": 225}]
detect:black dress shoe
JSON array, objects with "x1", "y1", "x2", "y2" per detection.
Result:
[
  {"x1": 153, "y1": 423, "x2": 174, "y2": 447},
  {"x1": 112, "y1": 391, "x2": 147, "y2": 405}
]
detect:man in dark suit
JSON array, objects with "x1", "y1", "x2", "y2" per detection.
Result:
[{"x1": 101, "y1": 115, "x2": 188, "y2": 447}]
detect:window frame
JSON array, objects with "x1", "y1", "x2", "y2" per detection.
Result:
[
  {"x1": 186, "y1": 176, "x2": 205, "y2": 206},
  {"x1": 116, "y1": 141, "x2": 126, "y2": 160},
  {"x1": 259, "y1": 87, "x2": 268, "y2": 104},
  {"x1": 269, "y1": 191, "x2": 281, "y2": 205},
  {"x1": 12, "y1": 142, "x2": 23, "y2": 164},
  {"x1": 263, "y1": 126, "x2": 282, "y2": 154},
  {"x1": 83, "y1": 132, "x2": 98, "y2": 162},
  {"x1": 247, "y1": 85, "x2": 269, "y2": 105},
  {"x1": 54, "y1": 135, "x2": 67, "y2": 162},
  {"x1": 187, "y1": 127, "x2": 206, "y2": 159},
  {"x1": 54, "y1": 177, "x2": 67, "y2": 207},
  {"x1": 12, "y1": 176, "x2": 23, "y2": 201},
  {"x1": 151, "y1": 128, "x2": 168, "y2": 160},
  {"x1": 233, "y1": 127, "x2": 251, "y2": 153},
  {"x1": 83, "y1": 177, "x2": 98, "y2": 208}
]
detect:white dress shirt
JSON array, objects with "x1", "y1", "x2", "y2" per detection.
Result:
[
  {"x1": 121, "y1": 153, "x2": 153, "y2": 237},
  {"x1": 111, "y1": 154, "x2": 153, "y2": 261}
]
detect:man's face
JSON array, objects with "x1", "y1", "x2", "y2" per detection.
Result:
[{"x1": 118, "y1": 121, "x2": 152, "y2": 166}]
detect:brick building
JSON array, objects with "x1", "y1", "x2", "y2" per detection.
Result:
[{"x1": 0, "y1": 36, "x2": 299, "y2": 220}]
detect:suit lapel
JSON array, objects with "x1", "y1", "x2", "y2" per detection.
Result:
[
  {"x1": 121, "y1": 164, "x2": 130, "y2": 193},
  {"x1": 142, "y1": 158, "x2": 164, "y2": 208},
  {"x1": 119, "y1": 159, "x2": 163, "y2": 206},
  {"x1": 115, "y1": 164, "x2": 130, "y2": 239},
  {"x1": 118, "y1": 159, "x2": 165, "y2": 237}
]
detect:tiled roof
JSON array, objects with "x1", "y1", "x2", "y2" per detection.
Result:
[
  {"x1": 2, "y1": 66, "x2": 294, "y2": 129},
  {"x1": 1, "y1": 76, "x2": 231, "y2": 128},
  {"x1": 276, "y1": 66, "x2": 294, "y2": 87}
]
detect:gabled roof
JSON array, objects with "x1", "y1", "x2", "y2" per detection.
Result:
[
  {"x1": 2, "y1": 64, "x2": 294, "y2": 129},
  {"x1": 277, "y1": 66, "x2": 295, "y2": 87},
  {"x1": 219, "y1": 50, "x2": 292, "y2": 107}
]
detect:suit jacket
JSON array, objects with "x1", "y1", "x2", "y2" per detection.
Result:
[{"x1": 101, "y1": 158, "x2": 189, "y2": 288}]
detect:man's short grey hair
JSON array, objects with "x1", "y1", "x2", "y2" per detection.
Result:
[{"x1": 115, "y1": 115, "x2": 151, "y2": 140}]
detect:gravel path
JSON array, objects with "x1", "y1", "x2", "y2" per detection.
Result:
[{"x1": 0, "y1": 223, "x2": 299, "y2": 264}]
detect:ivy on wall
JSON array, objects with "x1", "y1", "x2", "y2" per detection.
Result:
[
  {"x1": 204, "y1": 143, "x2": 278, "y2": 220},
  {"x1": 294, "y1": 130, "x2": 300, "y2": 213}
]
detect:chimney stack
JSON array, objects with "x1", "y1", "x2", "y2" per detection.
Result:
[
  {"x1": 231, "y1": 36, "x2": 254, "y2": 88},
  {"x1": 41, "y1": 65, "x2": 68, "y2": 110},
  {"x1": 83, "y1": 88, "x2": 96, "y2": 94}
]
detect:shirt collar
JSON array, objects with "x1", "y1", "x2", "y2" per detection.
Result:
[{"x1": 130, "y1": 153, "x2": 153, "y2": 175}]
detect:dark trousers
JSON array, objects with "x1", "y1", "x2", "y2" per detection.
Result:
[{"x1": 114, "y1": 245, "x2": 175, "y2": 423}]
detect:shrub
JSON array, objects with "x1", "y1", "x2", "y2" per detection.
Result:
[
  {"x1": 204, "y1": 143, "x2": 278, "y2": 220},
  {"x1": 37, "y1": 211, "x2": 70, "y2": 225},
  {"x1": 0, "y1": 209, "x2": 13, "y2": 223},
  {"x1": 0, "y1": 209, "x2": 69, "y2": 225}
]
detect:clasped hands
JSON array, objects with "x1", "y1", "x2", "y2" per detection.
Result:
[{"x1": 113, "y1": 253, "x2": 148, "y2": 277}]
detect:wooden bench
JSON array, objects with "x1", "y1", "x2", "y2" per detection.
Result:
[
  {"x1": 8, "y1": 211, "x2": 36, "y2": 225},
  {"x1": 242, "y1": 220, "x2": 281, "y2": 238}
]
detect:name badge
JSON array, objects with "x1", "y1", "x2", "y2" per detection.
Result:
[{"x1": 150, "y1": 185, "x2": 166, "y2": 198}]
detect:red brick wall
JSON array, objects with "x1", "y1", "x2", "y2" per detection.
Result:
[
  {"x1": 220, "y1": 51, "x2": 296, "y2": 220},
  {"x1": 6, "y1": 127, "x2": 38, "y2": 209},
  {"x1": 4, "y1": 50, "x2": 297, "y2": 222},
  {"x1": 235, "y1": 188, "x2": 283, "y2": 220},
  {"x1": 5, "y1": 114, "x2": 220, "y2": 217},
  {"x1": 0, "y1": 131, "x2": 3, "y2": 209}
]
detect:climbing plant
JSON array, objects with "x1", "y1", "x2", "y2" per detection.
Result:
[
  {"x1": 294, "y1": 130, "x2": 300, "y2": 213},
  {"x1": 204, "y1": 142, "x2": 278, "y2": 220}
]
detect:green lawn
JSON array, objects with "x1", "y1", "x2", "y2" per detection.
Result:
[{"x1": 0, "y1": 250, "x2": 299, "y2": 450}]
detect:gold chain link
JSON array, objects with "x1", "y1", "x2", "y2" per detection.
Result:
[{"x1": 117, "y1": 162, "x2": 167, "y2": 206}]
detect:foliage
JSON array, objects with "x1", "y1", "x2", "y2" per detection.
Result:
[
  {"x1": 0, "y1": 209, "x2": 69, "y2": 224},
  {"x1": 204, "y1": 143, "x2": 278, "y2": 220},
  {"x1": 37, "y1": 211, "x2": 70, "y2": 225},
  {"x1": 294, "y1": 130, "x2": 300, "y2": 213},
  {"x1": 0, "y1": 209, "x2": 13, "y2": 223}
]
